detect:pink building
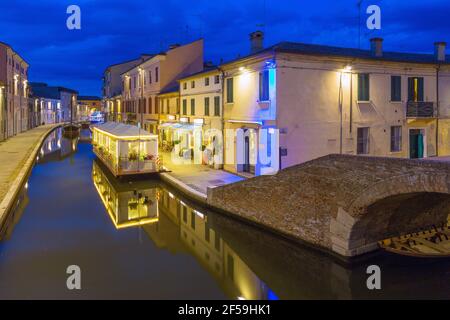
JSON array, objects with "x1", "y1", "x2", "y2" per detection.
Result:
[{"x1": 0, "y1": 41, "x2": 29, "y2": 141}]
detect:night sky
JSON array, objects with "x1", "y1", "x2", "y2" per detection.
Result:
[{"x1": 0, "y1": 0, "x2": 448, "y2": 96}]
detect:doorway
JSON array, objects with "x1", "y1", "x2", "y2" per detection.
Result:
[
  {"x1": 244, "y1": 135, "x2": 250, "y2": 173},
  {"x1": 409, "y1": 128, "x2": 425, "y2": 159}
]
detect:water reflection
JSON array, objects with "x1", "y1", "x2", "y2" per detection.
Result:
[
  {"x1": 92, "y1": 159, "x2": 276, "y2": 300},
  {"x1": 1, "y1": 127, "x2": 450, "y2": 299},
  {"x1": 37, "y1": 129, "x2": 79, "y2": 163}
]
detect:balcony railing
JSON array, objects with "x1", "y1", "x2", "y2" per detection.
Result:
[{"x1": 406, "y1": 101, "x2": 436, "y2": 118}]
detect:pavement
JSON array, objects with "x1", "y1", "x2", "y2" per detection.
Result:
[
  {"x1": 159, "y1": 152, "x2": 244, "y2": 202},
  {"x1": 0, "y1": 125, "x2": 59, "y2": 211}
]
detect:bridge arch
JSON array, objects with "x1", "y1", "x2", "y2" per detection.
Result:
[{"x1": 331, "y1": 172, "x2": 450, "y2": 256}]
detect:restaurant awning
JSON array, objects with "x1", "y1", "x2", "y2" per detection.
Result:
[{"x1": 93, "y1": 122, "x2": 158, "y2": 139}]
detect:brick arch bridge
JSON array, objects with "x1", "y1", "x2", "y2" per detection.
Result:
[{"x1": 207, "y1": 154, "x2": 450, "y2": 257}]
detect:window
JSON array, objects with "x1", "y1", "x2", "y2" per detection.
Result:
[
  {"x1": 214, "y1": 96, "x2": 220, "y2": 116},
  {"x1": 176, "y1": 98, "x2": 180, "y2": 114},
  {"x1": 182, "y1": 99, "x2": 187, "y2": 115},
  {"x1": 226, "y1": 78, "x2": 234, "y2": 103},
  {"x1": 149, "y1": 71, "x2": 152, "y2": 84},
  {"x1": 214, "y1": 75, "x2": 220, "y2": 84},
  {"x1": 205, "y1": 77, "x2": 210, "y2": 86},
  {"x1": 155, "y1": 97, "x2": 159, "y2": 113},
  {"x1": 191, "y1": 212, "x2": 195, "y2": 230},
  {"x1": 408, "y1": 77, "x2": 424, "y2": 102},
  {"x1": 391, "y1": 76, "x2": 402, "y2": 102},
  {"x1": 191, "y1": 80, "x2": 195, "y2": 88},
  {"x1": 358, "y1": 74, "x2": 370, "y2": 101},
  {"x1": 148, "y1": 97, "x2": 152, "y2": 114},
  {"x1": 390, "y1": 126, "x2": 402, "y2": 152},
  {"x1": 182, "y1": 206, "x2": 187, "y2": 223},
  {"x1": 155, "y1": 67, "x2": 159, "y2": 82},
  {"x1": 357, "y1": 127, "x2": 370, "y2": 154},
  {"x1": 191, "y1": 99, "x2": 195, "y2": 115},
  {"x1": 259, "y1": 70, "x2": 270, "y2": 101},
  {"x1": 204, "y1": 97, "x2": 210, "y2": 116},
  {"x1": 183, "y1": 82, "x2": 187, "y2": 90}
]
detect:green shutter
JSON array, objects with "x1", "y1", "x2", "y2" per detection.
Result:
[{"x1": 418, "y1": 77, "x2": 424, "y2": 102}]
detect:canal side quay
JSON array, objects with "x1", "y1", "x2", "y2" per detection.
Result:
[{"x1": 0, "y1": 124, "x2": 61, "y2": 229}]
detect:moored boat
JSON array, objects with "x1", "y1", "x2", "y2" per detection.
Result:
[
  {"x1": 378, "y1": 224, "x2": 450, "y2": 258},
  {"x1": 62, "y1": 124, "x2": 80, "y2": 138}
]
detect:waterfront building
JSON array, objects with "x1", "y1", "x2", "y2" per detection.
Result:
[
  {"x1": 220, "y1": 32, "x2": 450, "y2": 176},
  {"x1": 77, "y1": 95, "x2": 102, "y2": 121},
  {"x1": 157, "y1": 84, "x2": 180, "y2": 150},
  {"x1": 121, "y1": 39, "x2": 204, "y2": 134},
  {"x1": 176, "y1": 67, "x2": 224, "y2": 168},
  {"x1": 102, "y1": 55, "x2": 153, "y2": 122},
  {"x1": 0, "y1": 41, "x2": 29, "y2": 140},
  {"x1": 30, "y1": 83, "x2": 78, "y2": 124}
]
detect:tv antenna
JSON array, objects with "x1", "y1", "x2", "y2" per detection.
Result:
[{"x1": 357, "y1": 0, "x2": 363, "y2": 49}]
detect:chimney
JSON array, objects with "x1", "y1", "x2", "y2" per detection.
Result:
[
  {"x1": 434, "y1": 42, "x2": 447, "y2": 62},
  {"x1": 169, "y1": 44, "x2": 181, "y2": 50},
  {"x1": 250, "y1": 31, "x2": 264, "y2": 54},
  {"x1": 370, "y1": 38, "x2": 383, "y2": 57}
]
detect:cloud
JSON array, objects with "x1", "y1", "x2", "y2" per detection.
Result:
[{"x1": 0, "y1": 0, "x2": 448, "y2": 95}]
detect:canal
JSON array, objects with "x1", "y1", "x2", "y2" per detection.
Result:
[{"x1": 0, "y1": 128, "x2": 450, "y2": 299}]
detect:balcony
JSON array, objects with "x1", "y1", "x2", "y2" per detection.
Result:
[{"x1": 406, "y1": 101, "x2": 436, "y2": 118}]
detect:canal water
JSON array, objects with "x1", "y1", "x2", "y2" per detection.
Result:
[{"x1": 0, "y1": 128, "x2": 450, "y2": 299}]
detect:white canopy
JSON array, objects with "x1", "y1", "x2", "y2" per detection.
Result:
[{"x1": 93, "y1": 122, "x2": 158, "y2": 139}]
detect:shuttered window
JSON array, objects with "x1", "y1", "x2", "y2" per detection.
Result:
[
  {"x1": 358, "y1": 74, "x2": 370, "y2": 101},
  {"x1": 391, "y1": 76, "x2": 402, "y2": 101},
  {"x1": 204, "y1": 97, "x2": 210, "y2": 116},
  {"x1": 226, "y1": 78, "x2": 234, "y2": 103},
  {"x1": 259, "y1": 70, "x2": 270, "y2": 101},
  {"x1": 357, "y1": 127, "x2": 370, "y2": 154}
]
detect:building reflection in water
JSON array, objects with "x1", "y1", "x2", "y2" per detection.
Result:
[
  {"x1": 37, "y1": 128, "x2": 79, "y2": 164},
  {"x1": 92, "y1": 159, "x2": 277, "y2": 300},
  {"x1": 92, "y1": 160, "x2": 159, "y2": 229}
]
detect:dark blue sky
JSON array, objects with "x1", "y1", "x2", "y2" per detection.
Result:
[{"x1": 0, "y1": 0, "x2": 448, "y2": 96}]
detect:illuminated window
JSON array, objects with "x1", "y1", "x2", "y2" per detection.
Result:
[{"x1": 408, "y1": 77, "x2": 424, "y2": 102}]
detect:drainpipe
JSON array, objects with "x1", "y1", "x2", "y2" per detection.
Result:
[
  {"x1": 436, "y1": 65, "x2": 440, "y2": 156},
  {"x1": 218, "y1": 66, "x2": 226, "y2": 169},
  {"x1": 338, "y1": 72, "x2": 343, "y2": 154}
]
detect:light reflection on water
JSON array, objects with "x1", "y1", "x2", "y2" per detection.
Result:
[{"x1": 1, "y1": 128, "x2": 450, "y2": 299}]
